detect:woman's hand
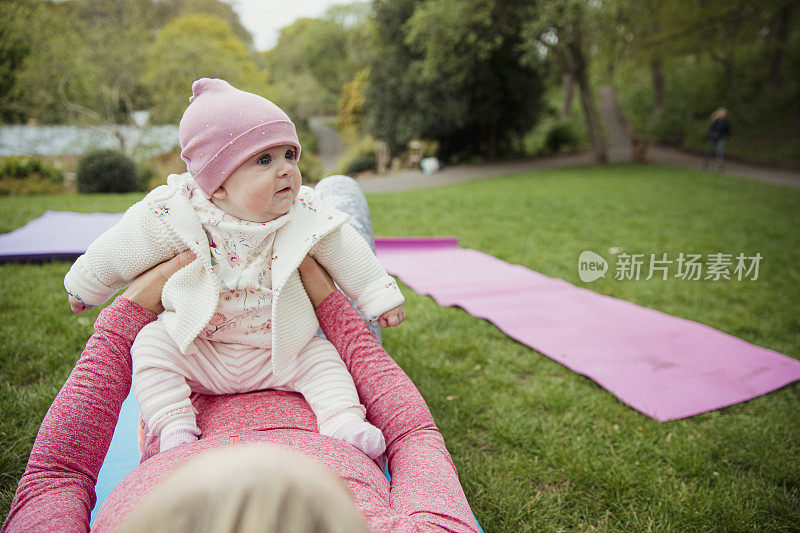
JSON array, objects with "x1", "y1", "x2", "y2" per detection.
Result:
[
  {"x1": 298, "y1": 256, "x2": 337, "y2": 309},
  {"x1": 121, "y1": 249, "x2": 196, "y2": 315}
]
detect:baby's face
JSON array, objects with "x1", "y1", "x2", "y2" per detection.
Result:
[{"x1": 212, "y1": 144, "x2": 302, "y2": 222}]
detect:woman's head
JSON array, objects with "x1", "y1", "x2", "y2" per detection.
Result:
[
  {"x1": 711, "y1": 107, "x2": 728, "y2": 121},
  {"x1": 119, "y1": 444, "x2": 369, "y2": 533}
]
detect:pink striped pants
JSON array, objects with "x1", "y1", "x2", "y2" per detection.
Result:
[{"x1": 131, "y1": 321, "x2": 366, "y2": 440}]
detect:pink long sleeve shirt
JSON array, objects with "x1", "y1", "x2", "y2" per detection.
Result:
[{"x1": 3, "y1": 292, "x2": 479, "y2": 532}]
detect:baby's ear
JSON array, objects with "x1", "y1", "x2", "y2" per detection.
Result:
[{"x1": 211, "y1": 186, "x2": 227, "y2": 199}]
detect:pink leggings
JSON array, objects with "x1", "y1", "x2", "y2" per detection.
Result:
[{"x1": 132, "y1": 321, "x2": 366, "y2": 443}]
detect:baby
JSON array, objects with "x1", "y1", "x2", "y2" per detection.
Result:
[{"x1": 65, "y1": 78, "x2": 405, "y2": 457}]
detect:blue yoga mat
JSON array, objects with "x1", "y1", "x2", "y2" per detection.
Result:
[
  {"x1": 91, "y1": 391, "x2": 140, "y2": 524},
  {"x1": 91, "y1": 391, "x2": 483, "y2": 532}
]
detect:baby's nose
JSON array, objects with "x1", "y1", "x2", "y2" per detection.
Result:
[{"x1": 276, "y1": 159, "x2": 293, "y2": 176}]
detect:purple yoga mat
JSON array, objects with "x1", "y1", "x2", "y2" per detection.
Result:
[
  {"x1": 3, "y1": 214, "x2": 799, "y2": 421},
  {"x1": 374, "y1": 237, "x2": 800, "y2": 422},
  {"x1": 0, "y1": 210, "x2": 122, "y2": 262}
]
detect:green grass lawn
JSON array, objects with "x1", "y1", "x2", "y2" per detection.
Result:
[{"x1": 2, "y1": 164, "x2": 799, "y2": 530}]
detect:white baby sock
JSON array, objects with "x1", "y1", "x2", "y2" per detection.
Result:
[
  {"x1": 331, "y1": 418, "x2": 386, "y2": 459},
  {"x1": 160, "y1": 426, "x2": 200, "y2": 452}
]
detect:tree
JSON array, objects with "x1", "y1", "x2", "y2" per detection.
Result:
[
  {"x1": 764, "y1": 3, "x2": 795, "y2": 90},
  {"x1": 324, "y1": 1, "x2": 372, "y2": 29},
  {"x1": 609, "y1": 0, "x2": 795, "y2": 108},
  {"x1": 338, "y1": 67, "x2": 370, "y2": 137},
  {"x1": 171, "y1": 0, "x2": 254, "y2": 49},
  {"x1": 4, "y1": 0, "x2": 163, "y2": 131},
  {"x1": 324, "y1": 1, "x2": 374, "y2": 71},
  {"x1": 0, "y1": 0, "x2": 33, "y2": 123},
  {"x1": 267, "y1": 70, "x2": 337, "y2": 120},
  {"x1": 2, "y1": 0, "x2": 257, "y2": 128},
  {"x1": 365, "y1": 0, "x2": 545, "y2": 160},
  {"x1": 262, "y1": 18, "x2": 353, "y2": 116},
  {"x1": 521, "y1": 0, "x2": 608, "y2": 163},
  {"x1": 3, "y1": 2, "x2": 100, "y2": 124},
  {"x1": 142, "y1": 15, "x2": 267, "y2": 124},
  {"x1": 68, "y1": 0, "x2": 161, "y2": 123}
]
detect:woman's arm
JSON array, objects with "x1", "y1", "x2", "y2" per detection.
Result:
[
  {"x1": 2, "y1": 298, "x2": 153, "y2": 532},
  {"x1": 300, "y1": 256, "x2": 478, "y2": 532},
  {"x1": 310, "y1": 223, "x2": 405, "y2": 322},
  {"x1": 2, "y1": 251, "x2": 194, "y2": 533}
]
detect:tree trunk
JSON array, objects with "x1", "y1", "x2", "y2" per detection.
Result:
[
  {"x1": 767, "y1": 5, "x2": 792, "y2": 90},
  {"x1": 711, "y1": 51, "x2": 738, "y2": 105},
  {"x1": 575, "y1": 66, "x2": 607, "y2": 164},
  {"x1": 488, "y1": 123, "x2": 498, "y2": 159},
  {"x1": 651, "y1": 58, "x2": 664, "y2": 114},
  {"x1": 562, "y1": 73, "x2": 574, "y2": 119},
  {"x1": 722, "y1": 59, "x2": 737, "y2": 105}
]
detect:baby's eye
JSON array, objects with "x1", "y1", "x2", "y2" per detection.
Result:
[
  {"x1": 285, "y1": 149, "x2": 296, "y2": 160},
  {"x1": 258, "y1": 154, "x2": 272, "y2": 165}
]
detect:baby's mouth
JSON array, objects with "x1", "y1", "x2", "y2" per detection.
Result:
[{"x1": 276, "y1": 186, "x2": 292, "y2": 195}]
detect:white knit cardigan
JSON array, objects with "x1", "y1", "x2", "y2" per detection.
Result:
[{"x1": 64, "y1": 173, "x2": 404, "y2": 375}]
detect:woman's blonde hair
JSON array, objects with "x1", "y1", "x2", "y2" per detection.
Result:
[
  {"x1": 711, "y1": 107, "x2": 728, "y2": 121},
  {"x1": 119, "y1": 444, "x2": 369, "y2": 533}
]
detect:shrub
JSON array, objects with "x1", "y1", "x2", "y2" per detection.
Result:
[
  {"x1": 77, "y1": 150, "x2": 138, "y2": 194},
  {"x1": 298, "y1": 151, "x2": 326, "y2": 184},
  {"x1": 337, "y1": 136, "x2": 376, "y2": 175},
  {"x1": 648, "y1": 110, "x2": 691, "y2": 146},
  {"x1": 0, "y1": 156, "x2": 64, "y2": 183},
  {"x1": 421, "y1": 140, "x2": 439, "y2": 158},
  {"x1": 0, "y1": 176, "x2": 66, "y2": 196},
  {"x1": 136, "y1": 163, "x2": 159, "y2": 192},
  {"x1": 545, "y1": 122, "x2": 579, "y2": 153},
  {"x1": 297, "y1": 121, "x2": 319, "y2": 155},
  {"x1": 0, "y1": 156, "x2": 66, "y2": 196}
]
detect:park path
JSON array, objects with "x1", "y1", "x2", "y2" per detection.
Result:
[
  {"x1": 597, "y1": 85, "x2": 800, "y2": 190},
  {"x1": 358, "y1": 86, "x2": 800, "y2": 193},
  {"x1": 308, "y1": 116, "x2": 345, "y2": 175}
]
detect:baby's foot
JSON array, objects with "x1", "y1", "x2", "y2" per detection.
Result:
[
  {"x1": 331, "y1": 418, "x2": 386, "y2": 459},
  {"x1": 160, "y1": 427, "x2": 199, "y2": 452}
]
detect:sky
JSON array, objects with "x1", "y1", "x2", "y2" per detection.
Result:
[{"x1": 225, "y1": 0, "x2": 351, "y2": 51}]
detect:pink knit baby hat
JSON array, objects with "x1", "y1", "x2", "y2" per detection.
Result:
[{"x1": 179, "y1": 78, "x2": 301, "y2": 197}]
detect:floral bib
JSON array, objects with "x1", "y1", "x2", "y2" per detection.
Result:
[{"x1": 190, "y1": 188, "x2": 290, "y2": 348}]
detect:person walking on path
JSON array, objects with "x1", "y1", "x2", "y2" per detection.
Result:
[{"x1": 703, "y1": 107, "x2": 732, "y2": 171}]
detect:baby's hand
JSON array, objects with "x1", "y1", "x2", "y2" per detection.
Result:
[
  {"x1": 378, "y1": 305, "x2": 405, "y2": 328},
  {"x1": 68, "y1": 294, "x2": 94, "y2": 313}
]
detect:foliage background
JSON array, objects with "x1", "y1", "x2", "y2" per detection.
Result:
[{"x1": 1, "y1": 0, "x2": 798, "y2": 169}]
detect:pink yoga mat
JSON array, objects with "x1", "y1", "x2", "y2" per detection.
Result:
[{"x1": 374, "y1": 237, "x2": 800, "y2": 422}]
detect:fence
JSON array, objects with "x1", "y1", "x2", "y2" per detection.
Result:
[{"x1": 0, "y1": 125, "x2": 180, "y2": 160}]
